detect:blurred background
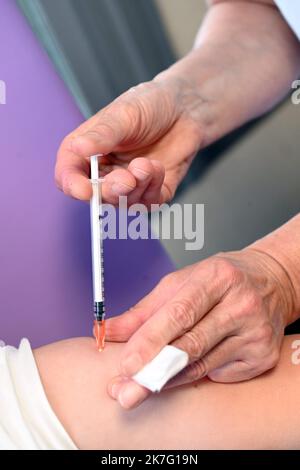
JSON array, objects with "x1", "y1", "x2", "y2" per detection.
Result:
[{"x1": 17, "y1": 0, "x2": 300, "y2": 268}]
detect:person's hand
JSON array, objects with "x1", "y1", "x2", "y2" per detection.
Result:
[
  {"x1": 104, "y1": 247, "x2": 295, "y2": 409},
  {"x1": 55, "y1": 76, "x2": 204, "y2": 207}
]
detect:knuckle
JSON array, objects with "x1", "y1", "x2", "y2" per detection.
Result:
[
  {"x1": 244, "y1": 291, "x2": 262, "y2": 312},
  {"x1": 160, "y1": 268, "x2": 188, "y2": 288},
  {"x1": 213, "y1": 255, "x2": 241, "y2": 285},
  {"x1": 168, "y1": 298, "x2": 197, "y2": 331},
  {"x1": 59, "y1": 134, "x2": 72, "y2": 151},
  {"x1": 221, "y1": 308, "x2": 241, "y2": 331},
  {"x1": 136, "y1": 81, "x2": 154, "y2": 92},
  {"x1": 194, "y1": 327, "x2": 210, "y2": 356},
  {"x1": 156, "y1": 272, "x2": 175, "y2": 294},
  {"x1": 140, "y1": 330, "x2": 162, "y2": 354},
  {"x1": 236, "y1": 292, "x2": 263, "y2": 322},
  {"x1": 255, "y1": 323, "x2": 274, "y2": 345},
  {"x1": 160, "y1": 272, "x2": 174, "y2": 287},
  {"x1": 125, "y1": 81, "x2": 151, "y2": 95},
  {"x1": 181, "y1": 331, "x2": 202, "y2": 360},
  {"x1": 130, "y1": 81, "x2": 158, "y2": 101},
  {"x1": 185, "y1": 360, "x2": 207, "y2": 381}
]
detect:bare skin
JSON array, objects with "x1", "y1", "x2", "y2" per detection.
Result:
[
  {"x1": 34, "y1": 335, "x2": 300, "y2": 450},
  {"x1": 106, "y1": 215, "x2": 300, "y2": 409},
  {"x1": 55, "y1": 1, "x2": 300, "y2": 205}
]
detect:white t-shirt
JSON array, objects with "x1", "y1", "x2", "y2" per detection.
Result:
[
  {"x1": 275, "y1": 0, "x2": 300, "y2": 40},
  {"x1": 0, "y1": 339, "x2": 77, "y2": 450}
]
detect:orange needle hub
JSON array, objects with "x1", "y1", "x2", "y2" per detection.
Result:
[{"x1": 94, "y1": 319, "x2": 106, "y2": 351}]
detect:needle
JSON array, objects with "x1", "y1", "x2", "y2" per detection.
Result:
[{"x1": 94, "y1": 319, "x2": 106, "y2": 352}]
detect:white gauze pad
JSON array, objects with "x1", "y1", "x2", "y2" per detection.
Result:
[{"x1": 132, "y1": 345, "x2": 189, "y2": 393}]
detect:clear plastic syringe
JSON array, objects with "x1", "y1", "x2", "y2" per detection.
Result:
[{"x1": 90, "y1": 154, "x2": 105, "y2": 351}]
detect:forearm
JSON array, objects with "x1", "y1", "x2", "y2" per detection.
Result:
[
  {"x1": 249, "y1": 213, "x2": 300, "y2": 324},
  {"x1": 156, "y1": 1, "x2": 300, "y2": 147}
]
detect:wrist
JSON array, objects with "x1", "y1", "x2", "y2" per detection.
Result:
[
  {"x1": 153, "y1": 67, "x2": 213, "y2": 149},
  {"x1": 245, "y1": 245, "x2": 298, "y2": 326}
]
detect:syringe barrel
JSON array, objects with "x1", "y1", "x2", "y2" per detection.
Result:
[{"x1": 90, "y1": 155, "x2": 105, "y2": 308}]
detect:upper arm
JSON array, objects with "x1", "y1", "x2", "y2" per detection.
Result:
[{"x1": 33, "y1": 336, "x2": 300, "y2": 450}]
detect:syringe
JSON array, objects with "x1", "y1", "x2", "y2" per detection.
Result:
[{"x1": 90, "y1": 154, "x2": 105, "y2": 351}]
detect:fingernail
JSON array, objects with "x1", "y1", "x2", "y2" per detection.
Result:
[
  {"x1": 118, "y1": 382, "x2": 143, "y2": 409},
  {"x1": 121, "y1": 353, "x2": 143, "y2": 376},
  {"x1": 108, "y1": 378, "x2": 124, "y2": 399},
  {"x1": 111, "y1": 182, "x2": 134, "y2": 195},
  {"x1": 111, "y1": 383, "x2": 122, "y2": 399}
]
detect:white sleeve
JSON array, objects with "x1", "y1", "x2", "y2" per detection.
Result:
[{"x1": 275, "y1": 0, "x2": 300, "y2": 40}]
